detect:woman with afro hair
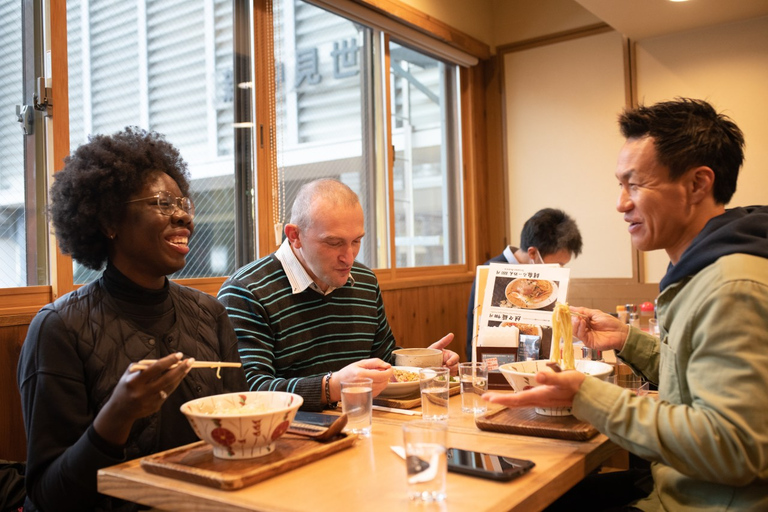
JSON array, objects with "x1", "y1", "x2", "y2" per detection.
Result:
[{"x1": 17, "y1": 127, "x2": 246, "y2": 512}]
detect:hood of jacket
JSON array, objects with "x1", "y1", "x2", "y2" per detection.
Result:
[{"x1": 660, "y1": 205, "x2": 768, "y2": 291}]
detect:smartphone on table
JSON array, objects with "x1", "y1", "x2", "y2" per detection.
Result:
[
  {"x1": 447, "y1": 447, "x2": 535, "y2": 481},
  {"x1": 292, "y1": 411, "x2": 340, "y2": 428}
]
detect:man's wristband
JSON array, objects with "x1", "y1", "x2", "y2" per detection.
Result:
[{"x1": 325, "y1": 371, "x2": 338, "y2": 409}]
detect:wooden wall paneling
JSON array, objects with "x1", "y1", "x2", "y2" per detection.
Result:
[
  {"x1": 353, "y1": 0, "x2": 491, "y2": 60},
  {"x1": 50, "y1": 0, "x2": 75, "y2": 302},
  {"x1": 2, "y1": 282, "x2": 477, "y2": 464},
  {"x1": 481, "y1": 55, "x2": 509, "y2": 262},
  {"x1": 382, "y1": 281, "x2": 471, "y2": 361},
  {"x1": 1, "y1": 323, "x2": 28, "y2": 461},
  {"x1": 567, "y1": 280, "x2": 659, "y2": 313}
]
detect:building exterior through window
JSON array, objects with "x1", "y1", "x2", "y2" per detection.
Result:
[{"x1": 0, "y1": 0, "x2": 466, "y2": 288}]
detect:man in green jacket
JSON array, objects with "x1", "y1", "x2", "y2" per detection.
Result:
[{"x1": 484, "y1": 98, "x2": 768, "y2": 511}]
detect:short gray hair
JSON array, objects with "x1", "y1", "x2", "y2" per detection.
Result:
[{"x1": 290, "y1": 179, "x2": 360, "y2": 230}]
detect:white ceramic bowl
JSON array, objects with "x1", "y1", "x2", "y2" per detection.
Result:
[
  {"x1": 392, "y1": 348, "x2": 443, "y2": 368},
  {"x1": 378, "y1": 366, "x2": 421, "y2": 398},
  {"x1": 499, "y1": 359, "x2": 613, "y2": 416},
  {"x1": 181, "y1": 391, "x2": 303, "y2": 459}
]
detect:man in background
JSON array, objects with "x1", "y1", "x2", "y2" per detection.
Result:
[
  {"x1": 219, "y1": 179, "x2": 459, "y2": 411},
  {"x1": 465, "y1": 208, "x2": 583, "y2": 360}
]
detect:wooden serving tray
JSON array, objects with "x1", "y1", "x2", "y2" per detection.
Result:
[
  {"x1": 373, "y1": 383, "x2": 460, "y2": 409},
  {"x1": 475, "y1": 407, "x2": 598, "y2": 441},
  {"x1": 140, "y1": 434, "x2": 356, "y2": 490}
]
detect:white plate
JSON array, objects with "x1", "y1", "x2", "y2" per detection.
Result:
[{"x1": 378, "y1": 366, "x2": 422, "y2": 398}]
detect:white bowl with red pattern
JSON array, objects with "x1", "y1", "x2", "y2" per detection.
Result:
[
  {"x1": 499, "y1": 359, "x2": 612, "y2": 416},
  {"x1": 181, "y1": 391, "x2": 303, "y2": 459}
]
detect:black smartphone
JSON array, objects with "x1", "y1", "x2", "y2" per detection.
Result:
[
  {"x1": 447, "y1": 448, "x2": 535, "y2": 481},
  {"x1": 292, "y1": 411, "x2": 340, "y2": 428}
]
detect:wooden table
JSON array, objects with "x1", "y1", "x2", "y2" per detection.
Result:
[{"x1": 98, "y1": 394, "x2": 620, "y2": 512}]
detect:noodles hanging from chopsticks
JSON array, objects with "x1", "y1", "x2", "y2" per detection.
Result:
[{"x1": 551, "y1": 303, "x2": 576, "y2": 370}]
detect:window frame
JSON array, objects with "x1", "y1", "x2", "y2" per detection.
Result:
[
  {"x1": 252, "y1": 0, "x2": 490, "y2": 286},
  {"x1": 0, "y1": 0, "x2": 490, "y2": 315}
]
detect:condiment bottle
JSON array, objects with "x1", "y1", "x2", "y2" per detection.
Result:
[
  {"x1": 640, "y1": 301, "x2": 655, "y2": 330},
  {"x1": 625, "y1": 303, "x2": 639, "y2": 329},
  {"x1": 616, "y1": 305, "x2": 628, "y2": 324},
  {"x1": 581, "y1": 346, "x2": 603, "y2": 361}
]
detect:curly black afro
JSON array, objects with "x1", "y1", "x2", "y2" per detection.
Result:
[{"x1": 49, "y1": 127, "x2": 191, "y2": 270}]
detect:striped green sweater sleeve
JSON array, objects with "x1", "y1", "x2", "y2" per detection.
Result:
[{"x1": 218, "y1": 254, "x2": 396, "y2": 411}]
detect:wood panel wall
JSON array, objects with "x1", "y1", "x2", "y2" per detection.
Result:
[
  {"x1": 1, "y1": 276, "x2": 661, "y2": 462},
  {"x1": 1, "y1": 318, "x2": 29, "y2": 462},
  {"x1": 0, "y1": 280, "x2": 475, "y2": 462},
  {"x1": 382, "y1": 280, "x2": 473, "y2": 358}
]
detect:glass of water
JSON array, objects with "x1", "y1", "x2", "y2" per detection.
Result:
[
  {"x1": 341, "y1": 377, "x2": 373, "y2": 436},
  {"x1": 419, "y1": 367, "x2": 450, "y2": 421},
  {"x1": 459, "y1": 361, "x2": 488, "y2": 415},
  {"x1": 402, "y1": 420, "x2": 447, "y2": 502}
]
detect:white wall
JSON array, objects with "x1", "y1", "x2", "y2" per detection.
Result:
[
  {"x1": 635, "y1": 15, "x2": 768, "y2": 281},
  {"x1": 503, "y1": 30, "x2": 630, "y2": 279},
  {"x1": 388, "y1": 1, "x2": 768, "y2": 284}
]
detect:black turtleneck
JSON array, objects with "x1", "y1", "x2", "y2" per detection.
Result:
[{"x1": 103, "y1": 263, "x2": 176, "y2": 338}]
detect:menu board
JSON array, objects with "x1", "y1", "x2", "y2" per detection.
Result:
[{"x1": 474, "y1": 263, "x2": 570, "y2": 379}]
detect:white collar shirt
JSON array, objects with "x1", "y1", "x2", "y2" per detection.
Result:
[
  {"x1": 275, "y1": 239, "x2": 355, "y2": 296},
  {"x1": 503, "y1": 245, "x2": 519, "y2": 264}
]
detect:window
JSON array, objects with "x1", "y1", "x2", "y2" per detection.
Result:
[
  {"x1": 66, "y1": 0, "x2": 252, "y2": 283},
  {"x1": 270, "y1": 0, "x2": 465, "y2": 269},
  {"x1": 0, "y1": 0, "x2": 49, "y2": 287},
  {"x1": 389, "y1": 41, "x2": 463, "y2": 267},
  {"x1": 1, "y1": 0, "x2": 481, "y2": 297}
]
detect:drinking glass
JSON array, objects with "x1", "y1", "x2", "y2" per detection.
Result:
[
  {"x1": 648, "y1": 318, "x2": 660, "y2": 337},
  {"x1": 402, "y1": 420, "x2": 447, "y2": 502},
  {"x1": 341, "y1": 377, "x2": 373, "y2": 436},
  {"x1": 419, "y1": 367, "x2": 450, "y2": 421},
  {"x1": 459, "y1": 362, "x2": 488, "y2": 414}
]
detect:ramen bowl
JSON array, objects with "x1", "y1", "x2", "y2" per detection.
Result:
[
  {"x1": 499, "y1": 359, "x2": 613, "y2": 416},
  {"x1": 181, "y1": 391, "x2": 303, "y2": 459},
  {"x1": 393, "y1": 348, "x2": 443, "y2": 368},
  {"x1": 504, "y1": 279, "x2": 558, "y2": 309}
]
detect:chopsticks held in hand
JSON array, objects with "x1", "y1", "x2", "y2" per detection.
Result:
[{"x1": 129, "y1": 359, "x2": 242, "y2": 373}]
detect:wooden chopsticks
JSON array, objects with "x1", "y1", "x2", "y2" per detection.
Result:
[{"x1": 129, "y1": 359, "x2": 242, "y2": 372}]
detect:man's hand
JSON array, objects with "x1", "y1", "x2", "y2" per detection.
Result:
[
  {"x1": 482, "y1": 368, "x2": 586, "y2": 409},
  {"x1": 428, "y1": 333, "x2": 459, "y2": 374},
  {"x1": 332, "y1": 359, "x2": 393, "y2": 400},
  {"x1": 571, "y1": 306, "x2": 630, "y2": 352}
]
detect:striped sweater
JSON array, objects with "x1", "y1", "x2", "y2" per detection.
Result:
[{"x1": 217, "y1": 254, "x2": 396, "y2": 410}]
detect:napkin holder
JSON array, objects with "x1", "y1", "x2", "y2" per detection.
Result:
[{"x1": 474, "y1": 326, "x2": 518, "y2": 390}]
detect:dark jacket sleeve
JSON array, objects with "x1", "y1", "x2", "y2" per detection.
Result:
[
  {"x1": 213, "y1": 299, "x2": 249, "y2": 392},
  {"x1": 17, "y1": 310, "x2": 125, "y2": 512}
]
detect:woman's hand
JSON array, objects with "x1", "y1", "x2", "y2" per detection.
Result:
[{"x1": 93, "y1": 352, "x2": 193, "y2": 445}]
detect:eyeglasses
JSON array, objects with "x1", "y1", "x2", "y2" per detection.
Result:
[{"x1": 125, "y1": 190, "x2": 195, "y2": 217}]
